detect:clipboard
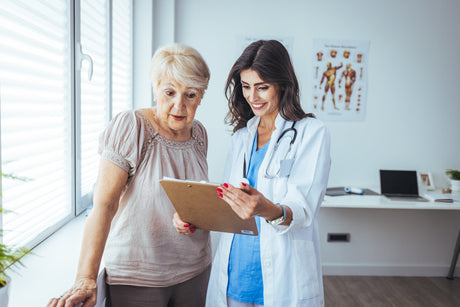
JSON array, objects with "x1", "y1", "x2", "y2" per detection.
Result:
[{"x1": 160, "y1": 179, "x2": 258, "y2": 236}]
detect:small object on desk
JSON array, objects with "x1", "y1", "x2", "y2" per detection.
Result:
[
  {"x1": 442, "y1": 188, "x2": 452, "y2": 194},
  {"x1": 435, "y1": 199, "x2": 454, "y2": 203},
  {"x1": 344, "y1": 186, "x2": 364, "y2": 195},
  {"x1": 326, "y1": 187, "x2": 379, "y2": 196},
  {"x1": 424, "y1": 193, "x2": 455, "y2": 203}
]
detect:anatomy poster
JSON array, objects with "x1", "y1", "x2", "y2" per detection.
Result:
[{"x1": 310, "y1": 39, "x2": 370, "y2": 121}]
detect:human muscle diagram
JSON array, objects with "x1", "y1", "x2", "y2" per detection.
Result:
[
  {"x1": 338, "y1": 63, "x2": 356, "y2": 110},
  {"x1": 310, "y1": 39, "x2": 370, "y2": 121},
  {"x1": 319, "y1": 62, "x2": 343, "y2": 110}
]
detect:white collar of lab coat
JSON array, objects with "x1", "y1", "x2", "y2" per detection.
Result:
[
  {"x1": 243, "y1": 114, "x2": 290, "y2": 168},
  {"x1": 246, "y1": 113, "x2": 287, "y2": 134},
  {"x1": 246, "y1": 113, "x2": 290, "y2": 144}
]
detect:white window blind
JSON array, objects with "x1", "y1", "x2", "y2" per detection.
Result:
[
  {"x1": 0, "y1": 0, "x2": 134, "y2": 248},
  {"x1": 112, "y1": 0, "x2": 134, "y2": 117},
  {"x1": 0, "y1": 0, "x2": 72, "y2": 248},
  {"x1": 79, "y1": 0, "x2": 109, "y2": 199}
]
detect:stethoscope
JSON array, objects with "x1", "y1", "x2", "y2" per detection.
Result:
[{"x1": 243, "y1": 121, "x2": 297, "y2": 179}]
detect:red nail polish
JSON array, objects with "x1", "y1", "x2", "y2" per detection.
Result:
[
  {"x1": 223, "y1": 183, "x2": 229, "y2": 188},
  {"x1": 184, "y1": 224, "x2": 189, "y2": 227},
  {"x1": 241, "y1": 182, "x2": 247, "y2": 186},
  {"x1": 218, "y1": 193, "x2": 223, "y2": 198},
  {"x1": 216, "y1": 187, "x2": 223, "y2": 192}
]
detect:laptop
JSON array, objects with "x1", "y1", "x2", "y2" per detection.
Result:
[{"x1": 379, "y1": 170, "x2": 429, "y2": 202}]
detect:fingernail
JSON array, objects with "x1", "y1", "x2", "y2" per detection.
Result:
[
  {"x1": 241, "y1": 182, "x2": 247, "y2": 186},
  {"x1": 184, "y1": 224, "x2": 189, "y2": 227},
  {"x1": 216, "y1": 187, "x2": 223, "y2": 192},
  {"x1": 223, "y1": 183, "x2": 229, "y2": 188},
  {"x1": 218, "y1": 193, "x2": 223, "y2": 198}
]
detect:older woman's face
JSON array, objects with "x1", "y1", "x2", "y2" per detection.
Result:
[{"x1": 155, "y1": 77, "x2": 202, "y2": 138}]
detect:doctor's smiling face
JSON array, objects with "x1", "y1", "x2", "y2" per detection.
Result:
[{"x1": 240, "y1": 68, "x2": 280, "y2": 119}]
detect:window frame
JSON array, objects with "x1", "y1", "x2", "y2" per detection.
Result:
[{"x1": 0, "y1": 0, "x2": 134, "y2": 249}]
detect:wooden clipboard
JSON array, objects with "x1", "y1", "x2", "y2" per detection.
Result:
[{"x1": 160, "y1": 179, "x2": 258, "y2": 236}]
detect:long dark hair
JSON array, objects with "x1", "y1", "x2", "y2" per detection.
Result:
[{"x1": 225, "y1": 40, "x2": 314, "y2": 132}]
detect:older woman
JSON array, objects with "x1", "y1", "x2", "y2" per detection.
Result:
[{"x1": 48, "y1": 43, "x2": 211, "y2": 307}]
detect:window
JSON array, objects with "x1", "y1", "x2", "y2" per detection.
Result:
[
  {"x1": 112, "y1": 0, "x2": 134, "y2": 117},
  {"x1": 0, "y1": 0, "x2": 72, "y2": 248},
  {"x1": 0, "y1": 0, "x2": 133, "y2": 249},
  {"x1": 78, "y1": 0, "x2": 110, "y2": 211}
]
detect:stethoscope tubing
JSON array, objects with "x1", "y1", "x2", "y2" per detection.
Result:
[
  {"x1": 243, "y1": 121, "x2": 297, "y2": 179},
  {"x1": 276, "y1": 121, "x2": 297, "y2": 146}
]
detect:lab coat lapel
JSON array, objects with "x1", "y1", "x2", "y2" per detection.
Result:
[
  {"x1": 243, "y1": 117, "x2": 260, "y2": 176},
  {"x1": 257, "y1": 114, "x2": 288, "y2": 184},
  {"x1": 244, "y1": 115, "x2": 291, "y2": 183}
]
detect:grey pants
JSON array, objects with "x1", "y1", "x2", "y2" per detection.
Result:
[{"x1": 106, "y1": 265, "x2": 211, "y2": 307}]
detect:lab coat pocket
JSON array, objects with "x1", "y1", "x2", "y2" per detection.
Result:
[
  {"x1": 279, "y1": 158, "x2": 294, "y2": 177},
  {"x1": 292, "y1": 239, "x2": 320, "y2": 300}
]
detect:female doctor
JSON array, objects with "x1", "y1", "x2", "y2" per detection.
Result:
[{"x1": 207, "y1": 40, "x2": 331, "y2": 307}]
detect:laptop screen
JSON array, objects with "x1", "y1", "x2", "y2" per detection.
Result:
[{"x1": 380, "y1": 170, "x2": 419, "y2": 196}]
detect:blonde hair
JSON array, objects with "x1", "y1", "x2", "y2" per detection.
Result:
[{"x1": 149, "y1": 43, "x2": 210, "y2": 97}]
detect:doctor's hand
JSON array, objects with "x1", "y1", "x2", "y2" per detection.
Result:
[
  {"x1": 172, "y1": 212, "x2": 196, "y2": 235},
  {"x1": 47, "y1": 277, "x2": 97, "y2": 307},
  {"x1": 217, "y1": 182, "x2": 283, "y2": 221}
]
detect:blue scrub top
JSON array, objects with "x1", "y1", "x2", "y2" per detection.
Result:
[{"x1": 227, "y1": 132, "x2": 269, "y2": 305}]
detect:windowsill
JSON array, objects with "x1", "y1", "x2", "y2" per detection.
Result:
[{"x1": 7, "y1": 213, "x2": 87, "y2": 307}]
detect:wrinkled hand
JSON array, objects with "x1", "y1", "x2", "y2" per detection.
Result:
[
  {"x1": 217, "y1": 182, "x2": 271, "y2": 220},
  {"x1": 47, "y1": 277, "x2": 97, "y2": 307},
  {"x1": 172, "y1": 212, "x2": 196, "y2": 235}
]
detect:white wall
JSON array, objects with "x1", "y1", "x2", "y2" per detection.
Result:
[{"x1": 134, "y1": 0, "x2": 460, "y2": 275}]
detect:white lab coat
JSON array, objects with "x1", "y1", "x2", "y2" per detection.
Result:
[{"x1": 206, "y1": 114, "x2": 331, "y2": 307}]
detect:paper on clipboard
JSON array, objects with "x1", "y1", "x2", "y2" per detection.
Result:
[{"x1": 160, "y1": 179, "x2": 258, "y2": 236}]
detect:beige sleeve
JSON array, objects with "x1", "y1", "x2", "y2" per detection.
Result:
[{"x1": 98, "y1": 111, "x2": 143, "y2": 176}]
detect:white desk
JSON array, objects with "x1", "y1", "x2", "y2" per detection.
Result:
[
  {"x1": 322, "y1": 194, "x2": 460, "y2": 210},
  {"x1": 321, "y1": 191, "x2": 460, "y2": 279}
]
